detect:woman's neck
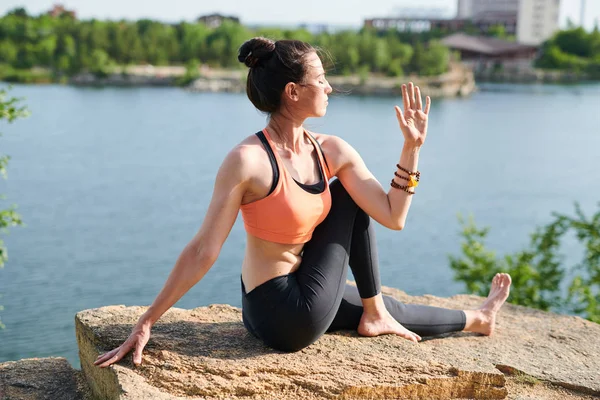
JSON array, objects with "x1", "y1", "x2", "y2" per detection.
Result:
[{"x1": 267, "y1": 114, "x2": 307, "y2": 154}]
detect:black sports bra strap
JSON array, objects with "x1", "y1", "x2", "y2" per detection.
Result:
[
  {"x1": 256, "y1": 131, "x2": 279, "y2": 196},
  {"x1": 306, "y1": 132, "x2": 331, "y2": 179}
]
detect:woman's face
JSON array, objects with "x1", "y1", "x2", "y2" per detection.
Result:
[{"x1": 294, "y1": 52, "x2": 332, "y2": 118}]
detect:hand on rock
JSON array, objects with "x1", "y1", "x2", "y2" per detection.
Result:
[{"x1": 94, "y1": 319, "x2": 151, "y2": 368}]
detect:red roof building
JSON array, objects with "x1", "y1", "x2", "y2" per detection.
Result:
[{"x1": 47, "y1": 4, "x2": 76, "y2": 19}]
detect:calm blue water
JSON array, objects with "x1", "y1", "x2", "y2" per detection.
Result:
[{"x1": 1, "y1": 83, "x2": 599, "y2": 367}]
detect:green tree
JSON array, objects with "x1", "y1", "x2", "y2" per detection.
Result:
[
  {"x1": 487, "y1": 24, "x2": 506, "y2": 39},
  {"x1": 554, "y1": 27, "x2": 592, "y2": 58},
  {"x1": 176, "y1": 58, "x2": 201, "y2": 86},
  {"x1": 35, "y1": 36, "x2": 57, "y2": 65},
  {"x1": 420, "y1": 41, "x2": 450, "y2": 76},
  {"x1": 89, "y1": 49, "x2": 111, "y2": 77},
  {"x1": 408, "y1": 41, "x2": 425, "y2": 74},
  {"x1": 535, "y1": 27, "x2": 600, "y2": 74},
  {"x1": 179, "y1": 22, "x2": 210, "y2": 63},
  {"x1": 0, "y1": 40, "x2": 18, "y2": 64},
  {"x1": 449, "y1": 203, "x2": 600, "y2": 323},
  {"x1": 0, "y1": 87, "x2": 28, "y2": 328},
  {"x1": 6, "y1": 8, "x2": 28, "y2": 18}
]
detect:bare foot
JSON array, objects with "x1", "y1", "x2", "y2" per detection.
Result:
[
  {"x1": 469, "y1": 273, "x2": 512, "y2": 336},
  {"x1": 357, "y1": 311, "x2": 422, "y2": 343}
]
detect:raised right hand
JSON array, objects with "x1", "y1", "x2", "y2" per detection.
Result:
[
  {"x1": 94, "y1": 318, "x2": 152, "y2": 368},
  {"x1": 395, "y1": 82, "x2": 431, "y2": 147}
]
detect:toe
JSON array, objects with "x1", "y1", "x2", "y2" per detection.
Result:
[{"x1": 492, "y1": 274, "x2": 499, "y2": 286}]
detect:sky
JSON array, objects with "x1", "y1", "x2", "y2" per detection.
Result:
[{"x1": 1, "y1": 0, "x2": 599, "y2": 30}]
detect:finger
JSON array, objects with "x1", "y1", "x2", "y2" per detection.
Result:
[
  {"x1": 395, "y1": 105, "x2": 407, "y2": 128},
  {"x1": 408, "y1": 82, "x2": 416, "y2": 110},
  {"x1": 401, "y1": 84, "x2": 410, "y2": 113},
  {"x1": 133, "y1": 337, "x2": 149, "y2": 366},
  {"x1": 98, "y1": 346, "x2": 131, "y2": 368},
  {"x1": 415, "y1": 86, "x2": 423, "y2": 110},
  {"x1": 94, "y1": 348, "x2": 120, "y2": 365},
  {"x1": 424, "y1": 96, "x2": 431, "y2": 114},
  {"x1": 96, "y1": 348, "x2": 118, "y2": 360}
]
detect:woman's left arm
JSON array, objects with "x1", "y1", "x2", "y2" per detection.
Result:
[{"x1": 322, "y1": 82, "x2": 430, "y2": 230}]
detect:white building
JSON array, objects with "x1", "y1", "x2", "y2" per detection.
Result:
[
  {"x1": 457, "y1": 0, "x2": 520, "y2": 19},
  {"x1": 516, "y1": 0, "x2": 561, "y2": 45},
  {"x1": 456, "y1": 0, "x2": 560, "y2": 45}
]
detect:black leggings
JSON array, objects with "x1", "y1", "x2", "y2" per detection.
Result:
[{"x1": 241, "y1": 179, "x2": 466, "y2": 352}]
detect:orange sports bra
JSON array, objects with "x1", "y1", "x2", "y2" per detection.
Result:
[{"x1": 240, "y1": 128, "x2": 332, "y2": 244}]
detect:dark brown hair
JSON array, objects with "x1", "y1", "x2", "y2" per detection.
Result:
[{"x1": 238, "y1": 37, "x2": 316, "y2": 114}]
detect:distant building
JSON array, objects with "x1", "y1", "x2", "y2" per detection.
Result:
[
  {"x1": 442, "y1": 32, "x2": 537, "y2": 71},
  {"x1": 517, "y1": 0, "x2": 561, "y2": 45},
  {"x1": 197, "y1": 14, "x2": 240, "y2": 28},
  {"x1": 471, "y1": 10, "x2": 518, "y2": 35},
  {"x1": 457, "y1": 0, "x2": 520, "y2": 19},
  {"x1": 456, "y1": 0, "x2": 560, "y2": 45},
  {"x1": 364, "y1": 16, "x2": 515, "y2": 36},
  {"x1": 365, "y1": 0, "x2": 559, "y2": 44},
  {"x1": 457, "y1": 0, "x2": 474, "y2": 19},
  {"x1": 47, "y1": 4, "x2": 76, "y2": 19}
]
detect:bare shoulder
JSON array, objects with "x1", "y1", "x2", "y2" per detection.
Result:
[
  {"x1": 309, "y1": 132, "x2": 359, "y2": 176},
  {"x1": 220, "y1": 134, "x2": 269, "y2": 179},
  {"x1": 311, "y1": 132, "x2": 352, "y2": 153}
]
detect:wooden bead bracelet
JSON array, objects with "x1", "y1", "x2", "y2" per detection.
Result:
[
  {"x1": 390, "y1": 179, "x2": 415, "y2": 195},
  {"x1": 396, "y1": 164, "x2": 420, "y2": 180},
  {"x1": 391, "y1": 164, "x2": 420, "y2": 194}
]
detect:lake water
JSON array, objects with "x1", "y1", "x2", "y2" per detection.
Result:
[{"x1": 1, "y1": 83, "x2": 599, "y2": 367}]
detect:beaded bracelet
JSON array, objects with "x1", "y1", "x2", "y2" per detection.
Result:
[
  {"x1": 394, "y1": 171, "x2": 419, "y2": 188},
  {"x1": 396, "y1": 164, "x2": 420, "y2": 180},
  {"x1": 390, "y1": 179, "x2": 415, "y2": 195},
  {"x1": 394, "y1": 171, "x2": 409, "y2": 181}
]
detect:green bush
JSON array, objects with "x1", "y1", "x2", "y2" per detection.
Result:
[
  {"x1": 535, "y1": 27, "x2": 600, "y2": 75},
  {"x1": 0, "y1": 87, "x2": 28, "y2": 328},
  {"x1": 450, "y1": 204, "x2": 600, "y2": 323}
]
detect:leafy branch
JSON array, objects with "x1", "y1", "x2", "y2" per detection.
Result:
[
  {"x1": 0, "y1": 87, "x2": 28, "y2": 328},
  {"x1": 450, "y1": 203, "x2": 600, "y2": 323}
]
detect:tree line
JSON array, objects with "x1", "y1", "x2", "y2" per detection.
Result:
[
  {"x1": 2, "y1": 8, "x2": 600, "y2": 83},
  {"x1": 535, "y1": 25, "x2": 600, "y2": 77},
  {"x1": 0, "y1": 8, "x2": 449, "y2": 82}
]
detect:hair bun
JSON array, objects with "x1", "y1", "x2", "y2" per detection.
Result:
[{"x1": 238, "y1": 37, "x2": 276, "y2": 68}]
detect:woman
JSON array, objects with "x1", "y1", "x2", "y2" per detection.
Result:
[{"x1": 95, "y1": 37, "x2": 511, "y2": 367}]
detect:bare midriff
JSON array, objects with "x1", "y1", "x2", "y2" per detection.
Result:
[{"x1": 241, "y1": 233, "x2": 306, "y2": 293}]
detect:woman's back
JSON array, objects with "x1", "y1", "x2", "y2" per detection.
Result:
[{"x1": 238, "y1": 129, "x2": 332, "y2": 293}]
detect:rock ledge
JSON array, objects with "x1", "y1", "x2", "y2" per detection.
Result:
[{"x1": 72, "y1": 286, "x2": 600, "y2": 399}]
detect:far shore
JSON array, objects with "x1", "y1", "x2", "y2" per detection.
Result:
[
  {"x1": 13, "y1": 63, "x2": 476, "y2": 98},
  {"x1": 2, "y1": 63, "x2": 593, "y2": 97}
]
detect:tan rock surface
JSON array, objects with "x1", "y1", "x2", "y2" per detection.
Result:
[
  {"x1": 75, "y1": 286, "x2": 600, "y2": 400},
  {"x1": 0, "y1": 357, "x2": 90, "y2": 400}
]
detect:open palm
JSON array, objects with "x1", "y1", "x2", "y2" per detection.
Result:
[{"x1": 395, "y1": 82, "x2": 431, "y2": 147}]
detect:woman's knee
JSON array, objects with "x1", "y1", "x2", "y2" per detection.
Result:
[
  {"x1": 329, "y1": 179, "x2": 357, "y2": 208},
  {"x1": 330, "y1": 179, "x2": 371, "y2": 223}
]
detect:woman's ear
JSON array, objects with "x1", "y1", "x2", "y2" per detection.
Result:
[{"x1": 283, "y1": 82, "x2": 300, "y2": 102}]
